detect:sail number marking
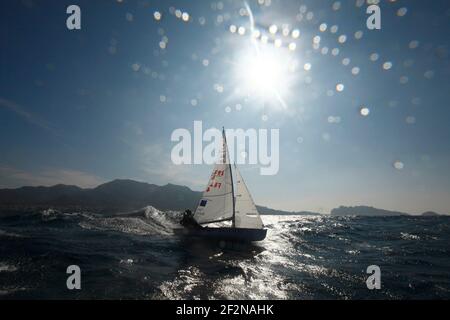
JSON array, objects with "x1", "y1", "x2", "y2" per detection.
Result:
[
  {"x1": 206, "y1": 170, "x2": 225, "y2": 192},
  {"x1": 211, "y1": 170, "x2": 224, "y2": 178},
  {"x1": 206, "y1": 182, "x2": 222, "y2": 192}
]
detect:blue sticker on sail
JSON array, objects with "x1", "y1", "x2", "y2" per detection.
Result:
[{"x1": 199, "y1": 200, "x2": 208, "y2": 207}]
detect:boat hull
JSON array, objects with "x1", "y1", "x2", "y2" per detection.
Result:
[{"x1": 174, "y1": 227, "x2": 267, "y2": 242}]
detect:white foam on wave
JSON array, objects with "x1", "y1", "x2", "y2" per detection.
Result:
[
  {"x1": 40, "y1": 208, "x2": 60, "y2": 221},
  {"x1": 0, "y1": 262, "x2": 18, "y2": 273},
  {"x1": 120, "y1": 258, "x2": 134, "y2": 265},
  {"x1": 0, "y1": 286, "x2": 27, "y2": 296},
  {"x1": 400, "y1": 232, "x2": 420, "y2": 240},
  {"x1": 143, "y1": 206, "x2": 180, "y2": 228},
  {"x1": 0, "y1": 229, "x2": 23, "y2": 238},
  {"x1": 78, "y1": 206, "x2": 179, "y2": 236}
]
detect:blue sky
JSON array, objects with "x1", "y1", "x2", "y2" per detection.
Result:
[{"x1": 1, "y1": 0, "x2": 449, "y2": 214}]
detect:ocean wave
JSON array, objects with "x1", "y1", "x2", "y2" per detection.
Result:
[
  {"x1": 40, "y1": 208, "x2": 60, "y2": 221},
  {"x1": 0, "y1": 287, "x2": 28, "y2": 296},
  {"x1": 400, "y1": 232, "x2": 421, "y2": 240},
  {"x1": 0, "y1": 229, "x2": 23, "y2": 238},
  {"x1": 35, "y1": 208, "x2": 99, "y2": 224},
  {"x1": 0, "y1": 262, "x2": 18, "y2": 273},
  {"x1": 143, "y1": 206, "x2": 180, "y2": 228},
  {"x1": 79, "y1": 206, "x2": 177, "y2": 236},
  {"x1": 1, "y1": 212, "x2": 450, "y2": 299}
]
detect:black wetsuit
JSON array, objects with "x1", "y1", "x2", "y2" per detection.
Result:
[{"x1": 180, "y1": 211, "x2": 202, "y2": 229}]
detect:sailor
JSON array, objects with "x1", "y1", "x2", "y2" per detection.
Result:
[{"x1": 180, "y1": 209, "x2": 202, "y2": 229}]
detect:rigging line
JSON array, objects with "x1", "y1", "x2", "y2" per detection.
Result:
[{"x1": 223, "y1": 127, "x2": 236, "y2": 228}]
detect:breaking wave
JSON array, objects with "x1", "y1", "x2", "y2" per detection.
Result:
[{"x1": 78, "y1": 206, "x2": 179, "y2": 236}]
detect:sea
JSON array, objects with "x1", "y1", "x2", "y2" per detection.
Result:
[{"x1": 0, "y1": 206, "x2": 449, "y2": 299}]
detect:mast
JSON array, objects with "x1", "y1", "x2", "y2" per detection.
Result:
[{"x1": 222, "y1": 127, "x2": 236, "y2": 228}]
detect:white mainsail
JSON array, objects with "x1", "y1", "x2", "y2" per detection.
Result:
[
  {"x1": 194, "y1": 128, "x2": 264, "y2": 230},
  {"x1": 234, "y1": 166, "x2": 264, "y2": 229},
  {"x1": 194, "y1": 130, "x2": 234, "y2": 224}
]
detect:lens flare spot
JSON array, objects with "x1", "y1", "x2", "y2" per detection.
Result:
[{"x1": 360, "y1": 107, "x2": 370, "y2": 117}]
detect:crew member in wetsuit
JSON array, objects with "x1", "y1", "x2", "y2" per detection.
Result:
[{"x1": 180, "y1": 209, "x2": 202, "y2": 229}]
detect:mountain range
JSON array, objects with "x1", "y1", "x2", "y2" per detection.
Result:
[
  {"x1": 331, "y1": 206, "x2": 443, "y2": 217},
  {"x1": 0, "y1": 179, "x2": 319, "y2": 215},
  {"x1": 0, "y1": 180, "x2": 198, "y2": 213},
  {"x1": 331, "y1": 206, "x2": 409, "y2": 217},
  {"x1": 0, "y1": 180, "x2": 445, "y2": 216}
]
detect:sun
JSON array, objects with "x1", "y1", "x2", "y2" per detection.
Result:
[
  {"x1": 233, "y1": 43, "x2": 296, "y2": 109},
  {"x1": 229, "y1": 2, "x2": 299, "y2": 110},
  {"x1": 244, "y1": 52, "x2": 284, "y2": 94}
]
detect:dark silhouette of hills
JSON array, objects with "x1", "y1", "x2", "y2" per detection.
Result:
[
  {"x1": 256, "y1": 205, "x2": 318, "y2": 216},
  {"x1": 331, "y1": 206, "x2": 410, "y2": 216},
  {"x1": 0, "y1": 179, "x2": 200, "y2": 213},
  {"x1": 1, "y1": 181, "x2": 444, "y2": 216},
  {"x1": 0, "y1": 179, "x2": 320, "y2": 215},
  {"x1": 421, "y1": 211, "x2": 440, "y2": 217},
  {"x1": 331, "y1": 206, "x2": 447, "y2": 217}
]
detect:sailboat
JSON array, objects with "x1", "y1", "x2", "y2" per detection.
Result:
[{"x1": 174, "y1": 128, "x2": 267, "y2": 242}]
